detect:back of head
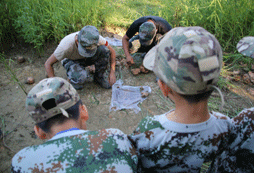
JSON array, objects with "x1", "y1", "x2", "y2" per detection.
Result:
[
  {"x1": 144, "y1": 26, "x2": 223, "y2": 95},
  {"x1": 26, "y1": 77, "x2": 80, "y2": 124}
]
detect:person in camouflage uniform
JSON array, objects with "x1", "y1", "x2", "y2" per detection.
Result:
[
  {"x1": 45, "y1": 25, "x2": 116, "y2": 90},
  {"x1": 128, "y1": 26, "x2": 236, "y2": 172},
  {"x1": 207, "y1": 37, "x2": 254, "y2": 173},
  {"x1": 122, "y1": 16, "x2": 172, "y2": 73},
  {"x1": 11, "y1": 77, "x2": 138, "y2": 172},
  {"x1": 237, "y1": 36, "x2": 254, "y2": 59}
]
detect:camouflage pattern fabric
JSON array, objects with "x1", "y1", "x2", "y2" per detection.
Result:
[
  {"x1": 26, "y1": 77, "x2": 80, "y2": 124},
  {"x1": 128, "y1": 110, "x2": 233, "y2": 173},
  {"x1": 78, "y1": 25, "x2": 100, "y2": 57},
  {"x1": 144, "y1": 26, "x2": 223, "y2": 95},
  {"x1": 12, "y1": 128, "x2": 138, "y2": 172},
  {"x1": 62, "y1": 45, "x2": 111, "y2": 89},
  {"x1": 208, "y1": 107, "x2": 254, "y2": 173},
  {"x1": 237, "y1": 36, "x2": 254, "y2": 58},
  {"x1": 139, "y1": 22, "x2": 156, "y2": 46}
]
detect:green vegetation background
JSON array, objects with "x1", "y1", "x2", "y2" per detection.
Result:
[{"x1": 1, "y1": 0, "x2": 254, "y2": 53}]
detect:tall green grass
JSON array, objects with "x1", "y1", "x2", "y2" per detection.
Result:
[{"x1": 1, "y1": 0, "x2": 254, "y2": 53}]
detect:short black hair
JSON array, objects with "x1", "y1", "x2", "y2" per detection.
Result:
[
  {"x1": 36, "y1": 100, "x2": 82, "y2": 133},
  {"x1": 179, "y1": 90, "x2": 214, "y2": 104}
]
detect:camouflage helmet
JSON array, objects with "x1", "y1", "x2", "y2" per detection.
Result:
[
  {"x1": 78, "y1": 25, "x2": 99, "y2": 57},
  {"x1": 143, "y1": 26, "x2": 223, "y2": 95},
  {"x1": 237, "y1": 36, "x2": 254, "y2": 58},
  {"x1": 26, "y1": 77, "x2": 80, "y2": 124},
  {"x1": 139, "y1": 22, "x2": 157, "y2": 46}
]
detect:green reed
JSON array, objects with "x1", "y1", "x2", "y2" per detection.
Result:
[{"x1": 2, "y1": 0, "x2": 253, "y2": 53}]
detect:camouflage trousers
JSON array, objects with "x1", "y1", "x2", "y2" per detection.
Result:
[{"x1": 61, "y1": 45, "x2": 111, "y2": 89}]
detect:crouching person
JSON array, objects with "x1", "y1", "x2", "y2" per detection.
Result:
[{"x1": 11, "y1": 77, "x2": 137, "y2": 172}]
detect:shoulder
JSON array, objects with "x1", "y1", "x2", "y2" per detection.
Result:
[
  {"x1": 11, "y1": 145, "x2": 39, "y2": 172},
  {"x1": 133, "y1": 115, "x2": 164, "y2": 135}
]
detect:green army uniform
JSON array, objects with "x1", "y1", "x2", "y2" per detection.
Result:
[
  {"x1": 11, "y1": 77, "x2": 138, "y2": 172},
  {"x1": 129, "y1": 110, "x2": 232, "y2": 172},
  {"x1": 130, "y1": 27, "x2": 254, "y2": 172},
  {"x1": 12, "y1": 128, "x2": 137, "y2": 172},
  {"x1": 207, "y1": 37, "x2": 254, "y2": 172},
  {"x1": 208, "y1": 108, "x2": 254, "y2": 173}
]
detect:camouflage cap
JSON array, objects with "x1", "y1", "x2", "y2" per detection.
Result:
[
  {"x1": 143, "y1": 26, "x2": 223, "y2": 95},
  {"x1": 78, "y1": 25, "x2": 99, "y2": 57},
  {"x1": 139, "y1": 22, "x2": 157, "y2": 46},
  {"x1": 237, "y1": 36, "x2": 254, "y2": 58},
  {"x1": 26, "y1": 77, "x2": 80, "y2": 124}
]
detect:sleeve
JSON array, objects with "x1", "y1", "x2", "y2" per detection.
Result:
[
  {"x1": 98, "y1": 35, "x2": 108, "y2": 46},
  {"x1": 208, "y1": 107, "x2": 254, "y2": 172},
  {"x1": 126, "y1": 18, "x2": 145, "y2": 39}
]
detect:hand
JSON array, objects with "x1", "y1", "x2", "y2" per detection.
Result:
[
  {"x1": 109, "y1": 71, "x2": 116, "y2": 86},
  {"x1": 126, "y1": 55, "x2": 135, "y2": 67}
]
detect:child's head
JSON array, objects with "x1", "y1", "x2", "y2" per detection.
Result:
[
  {"x1": 26, "y1": 77, "x2": 88, "y2": 133},
  {"x1": 144, "y1": 26, "x2": 223, "y2": 102}
]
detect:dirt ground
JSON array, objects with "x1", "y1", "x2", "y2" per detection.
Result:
[{"x1": 0, "y1": 29, "x2": 254, "y2": 172}]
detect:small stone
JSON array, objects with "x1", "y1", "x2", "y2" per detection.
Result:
[
  {"x1": 140, "y1": 65, "x2": 149, "y2": 73},
  {"x1": 141, "y1": 92, "x2": 149, "y2": 98},
  {"x1": 115, "y1": 60, "x2": 121, "y2": 66},
  {"x1": 17, "y1": 56, "x2": 25, "y2": 63},
  {"x1": 25, "y1": 77, "x2": 35, "y2": 84},
  {"x1": 131, "y1": 68, "x2": 141, "y2": 75},
  {"x1": 243, "y1": 74, "x2": 251, "y2": 84},
  {"x1": 232, "y1": 70, "x2": 240, "y2": 75},
  {"x1": 248, "y1": 71, "x2": 254, "y2": 83}
]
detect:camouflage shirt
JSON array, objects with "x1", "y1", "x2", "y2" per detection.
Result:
[
  {"x1": 129, "y1": 110, "x2": 233, "y2": 173},
  {"x1": 12, "y1": 128, "x2": 138, "y2": 173},
  {"x1": 208, "y1": 107, "x2": 254, "y2": 173}
]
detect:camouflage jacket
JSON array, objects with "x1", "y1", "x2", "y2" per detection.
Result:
[
  {"x1": 208, "y1": 107, "x2": 254, "y2": 173},
  {"x1": 12, "y1": 128, "x2": 138, "y2": 173},
  {"x1": 129, "y1": 110, "x2": 233, "y2": 173}
]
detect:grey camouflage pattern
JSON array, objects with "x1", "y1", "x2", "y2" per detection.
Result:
[
  {"x1": 12, "y1": 129, "x2": 138, "y2": 173},
  {"x1": 26, "y1": 77, "x2": 80, "y2": 123},
  {"x1": 208, "y1": 107, "x2": 254, "y2": 173},
  {"x1": 129, "y1": 111, "x2": 232, "y2": 172},
  {"x1": 237, "y1": 36, "x2": 254, "y2": 58},
  {"x1": 139, "y1": 22, "x2": 156, "y2": 42},
  {"x1": 151, "y1": 26, "x2": 223, "y2": 95},
  {"x1": 78, "y1": 25, "x2": 99, "y2": 57},
  {"x1": 62, "y1": 45, "x2": 111, "y2": 89}
]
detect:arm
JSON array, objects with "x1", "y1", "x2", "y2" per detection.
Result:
[
  {"x1": 122, "y1": 34, "x2": 134, "y2": 66},
  {"x1": 107, "y1": 45, "x2": 116, "y2": 86},
  {"x1": 45, "y1": 54, "x2": 58, "y2": 77}
]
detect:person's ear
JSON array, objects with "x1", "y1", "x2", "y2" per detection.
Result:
[
  {"x1": 75, "y1": 35, "x2": 79, "y2": 47},
  {"x1": 34, "y1": 125, "x2": 47, "y2": 140},
  {"x1": 80, "y1": 104, "x2": 89, "y2": 122},
  {"x1": 157, "y1": 79, "x2": 172, "y2": 97}
]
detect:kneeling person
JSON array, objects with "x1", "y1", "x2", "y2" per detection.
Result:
[{"x1": 12, "y1": 77, "x2": 137, "y2": 172}]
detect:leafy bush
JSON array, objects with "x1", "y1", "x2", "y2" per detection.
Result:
[{"x1": 2, "y1": 0, "x2": 254, "y2": 53}]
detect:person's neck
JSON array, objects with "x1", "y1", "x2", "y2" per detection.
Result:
[
  {"x1": 167, "y1": 100, "x2": 210, "y2": 124},
  {"x1": 47, "y1": 120, "x2": 81, "y2": 139}
]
